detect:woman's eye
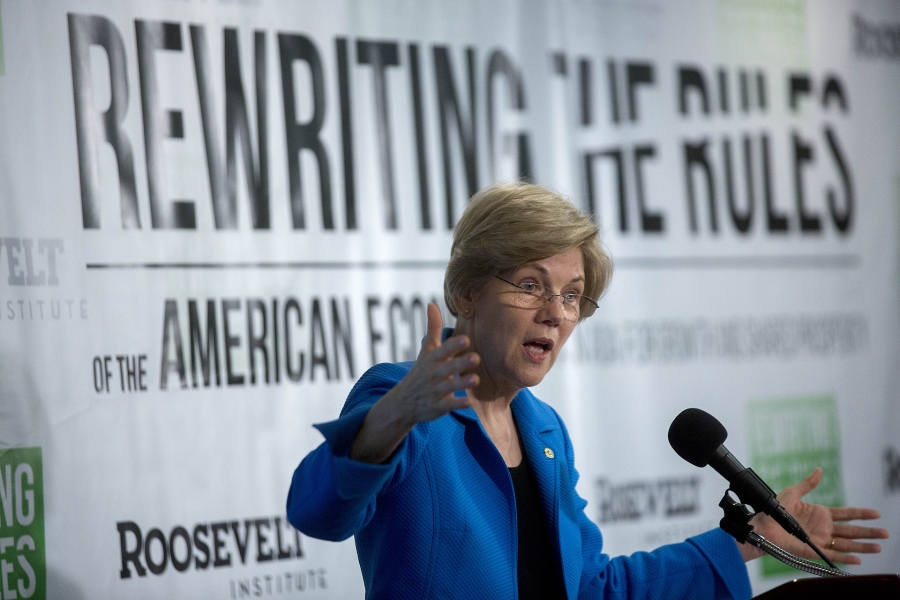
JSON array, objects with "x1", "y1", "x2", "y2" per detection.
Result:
[{"x1": 519, "y1": 282, "x2": 538, "y2": 292}]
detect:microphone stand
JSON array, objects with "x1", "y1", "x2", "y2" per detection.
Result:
[{"x1": 717, "y1": 490, "x2": 849, "y2": 578}]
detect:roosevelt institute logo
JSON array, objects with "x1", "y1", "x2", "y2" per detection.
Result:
[
  {"x1": 746, "y1": 396, "x2": 844, "y2": 577},
  {"x1": 0, "y1": 447, "x2": 45, "y2": 599}
]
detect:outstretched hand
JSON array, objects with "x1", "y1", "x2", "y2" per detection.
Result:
[
  {"x1": 385, "y1": 302, "x2": 480, "y2": 424},
  {"x1": 738, "y1": 468, "x2": 889, "y2": 564},
  {"x1": 350, "y1": 303, "x2": 480, "y2": 463}
]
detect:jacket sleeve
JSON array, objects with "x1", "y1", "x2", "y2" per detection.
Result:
[
  {"x1": 285, "y1": 362, "x2": 423, "y2": 541},
  {"x1": 552, "y1": 414, "x2": 752, "y2": 600}
]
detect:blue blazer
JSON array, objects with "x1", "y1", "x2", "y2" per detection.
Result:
[{"x1": 287, "y1": 361, "x2": 751, "y2": 599}]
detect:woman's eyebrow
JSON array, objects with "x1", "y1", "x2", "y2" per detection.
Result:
[
  {"x1": 522, "y1": 263, "x2": 549, "y2": 275},
  {"x1": 519, "y1": 264, "x2": 585, "y2": 284}
]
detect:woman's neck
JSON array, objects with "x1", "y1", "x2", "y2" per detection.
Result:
[
  {"x1": 452, "y1": 321, "x2": 521, "y2": 407},
  {"x1": 467, "y1": 387, "x2": 515, "y2": 418},
  {"x1": 468, "y1": 391, "x2": 522, "y2": 467}
]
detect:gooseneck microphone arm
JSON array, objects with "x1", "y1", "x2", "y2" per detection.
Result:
[{"x1": 718, "y1": 490, "x2": 847, "y2": 577}]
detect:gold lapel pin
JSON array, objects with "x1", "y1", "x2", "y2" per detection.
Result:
[{"x1": 544, "y1": 447, "x2": 555, "y2": 459}]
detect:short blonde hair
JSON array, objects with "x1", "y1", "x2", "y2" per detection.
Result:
[{"x1": 444, "y1": 182, "x2": 613, "y2": 321}]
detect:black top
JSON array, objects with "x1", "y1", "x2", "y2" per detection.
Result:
[{"x1": 509, "y1": 451, "x2": 568, "y2": 600}]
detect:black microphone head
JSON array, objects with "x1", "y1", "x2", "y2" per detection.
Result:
[{"x1": 668, "y1": 408, "x2": 728, "y2": 467}]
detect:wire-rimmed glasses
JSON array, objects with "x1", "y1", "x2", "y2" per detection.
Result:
[{"x1": 494, "y1": 275, "x2": 598, "y2": 320}]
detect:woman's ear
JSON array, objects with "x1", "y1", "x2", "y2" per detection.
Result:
[{"x1": 455, "y1": 289, "x2": 475, "y2": 318}]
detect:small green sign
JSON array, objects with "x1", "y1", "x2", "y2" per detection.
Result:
[
  {"x1": 716, "y1": 0, "x2": 809, "y2": 68},
  {"x1": 0, "y1": 447, "x2": 45, "y2": 600},
  {"x1": 746, "y1": 396, "x2": 843, "y2": 577}
]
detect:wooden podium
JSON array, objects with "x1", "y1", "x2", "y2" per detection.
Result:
[{"x1": 753, "y1": 574, "x2": 900, "y2": 599}]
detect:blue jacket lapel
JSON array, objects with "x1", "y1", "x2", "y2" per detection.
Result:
[
  {"x1": 511, "y1": 394, "x2": 564, "y2": 560},
  {"x1": 453, "y1": 388, "x2": 577, "y2": 597}
]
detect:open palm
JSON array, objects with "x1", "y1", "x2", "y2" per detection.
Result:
[{"x1": 742, "y1": 468, "x2": 889, "y2": 565}]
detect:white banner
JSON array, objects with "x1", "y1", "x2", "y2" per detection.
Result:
[{"x1": 0, "y1": 0, "x2": 898, "y2": 597}]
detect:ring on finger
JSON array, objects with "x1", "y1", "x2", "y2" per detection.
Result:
[{"x1": 829, "y1": 537, "x2": 837, "y2": 549}]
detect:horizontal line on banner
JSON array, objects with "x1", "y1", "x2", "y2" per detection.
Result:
[
  {"x1": 85, "y1": 255, "x2": 860, "y2": 271},
  {"x1": 85, "y1": 260, "x2": 449, "y2": 270},
  {"x1": 614, "y1": 255, "x2": 861, "y2": 270}
]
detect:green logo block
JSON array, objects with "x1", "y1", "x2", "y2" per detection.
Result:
[
  {"x1": 0, "y1": 447, "x2": 45, "y2": 599},
  {"x1": 746, "y1": 396, "x2": 843, "y2": 577}
]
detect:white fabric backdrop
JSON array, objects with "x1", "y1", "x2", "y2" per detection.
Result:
[{"x1": 0, "y1": 0, "x2": 898, "y2": 597}]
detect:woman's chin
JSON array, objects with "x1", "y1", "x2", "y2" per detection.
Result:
[{"x1": 515, "y1": 359, "x2": 555, "y2": 388}]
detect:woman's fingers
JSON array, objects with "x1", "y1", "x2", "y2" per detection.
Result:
[
  {"x1": 416, "y1": 341, "x2": 476, "y2": 385},
  {"x1": 439, "y1": 393, "x2": 473, "y2": 412},
  {"x1": 813, "y1": 509, "x2": 890, "y2": 564},
  {"x1": 430, "y1": 334, "x2": 471, "y2": 363},
  {"x1": 826, "y1": 522, "x2": 890, "y2": 559},
  {"x1": 418, "y1": 304, "x2": 479, "y2": 368},
  {"x1": 402, "y1": 302, "x2": 482, "y2": 421},
  {"x1": 434, "y1": 373, "x2": 479, "y2": 394},
  {"x1": 756, "y1": 468, "x2": 890, "y2": 567},
  {"x1": 826, "y1": 542, "x2": 882, "y2": 564},
  {"x1": 828, "y1": 551, "x2": 862, "y2": 565},
  {"x1": 432, "y1": 352, "x2": 479, "y2": 378},
  {"x1": 781, "y1": 468, "x2": 822, "y2": 501},
  {"x1": 830, "y1": 506, "x2": 882, "y2": 521},
  {"x1": 835, "y1": 540, "x2": 884, "y2": 554},
  {"x1": 421, "y1": 302, "x2": 445, "y2": 353},
  {"x1": 832, "y1": 522, "x2": 890, "y2": 540}
]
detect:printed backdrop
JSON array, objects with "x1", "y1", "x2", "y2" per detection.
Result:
[{"x1": 0, "y1": 0, "x2": 898, "y2": 597}]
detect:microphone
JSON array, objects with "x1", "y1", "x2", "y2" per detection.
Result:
[{"x1": 668, "y1": 408, "x2": 810, "y2": 543}]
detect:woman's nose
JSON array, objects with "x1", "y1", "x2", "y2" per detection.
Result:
[{"x1": 538, "y1": 295, "x2": 565, "y2": 324}]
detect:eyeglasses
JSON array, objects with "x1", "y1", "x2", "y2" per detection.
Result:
[{"x1": 493, "y1": 275, "x2": 598, "y2": 320}]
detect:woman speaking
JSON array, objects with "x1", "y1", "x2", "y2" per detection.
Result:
[{"x1": 286, "y1": 182, "x2": 886, "y2": 599}]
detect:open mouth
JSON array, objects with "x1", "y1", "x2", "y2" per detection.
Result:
[{"x1": 523, "y1": 338, "x2": 554, "y2": 359}]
